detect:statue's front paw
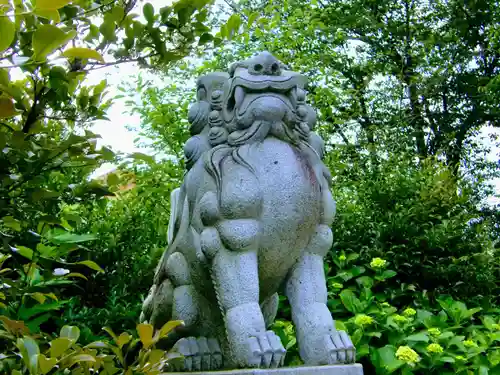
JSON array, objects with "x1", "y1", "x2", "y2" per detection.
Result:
[
  {"x1": 316, "y1": 331, "x2": 356, "y2": 364},
  {"x1": 171, "y1": 337, "x2": 223, "y2": 371},
  {"x1": 242, "y1": 330, "x2": 286, "y2": 368}
]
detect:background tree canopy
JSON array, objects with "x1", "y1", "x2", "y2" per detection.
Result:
[{"x1": 0, "y1": 0, "x2": 499, "y2": 374}]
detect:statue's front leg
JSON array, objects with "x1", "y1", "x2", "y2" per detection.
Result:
[
  {"x1": 285, "y1": 225, "x2": 355, "y2": 365},
  {"x1": 207, "y1": 222, "x2": 285, "y2": 369}
]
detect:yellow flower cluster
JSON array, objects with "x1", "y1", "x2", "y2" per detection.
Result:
[
  {"x1": 426, "y1": 343, "x2": 443, "y2": 354},
  {"x1": 393, "y1": 314, "x2": 409, "y2": 324},
  {"x1": 463, "y1": 340, "x2": 478, "y2": 348},
  {"x1": 338, "y1": 255, "x2": 347, "y2": 261},
  {"x1": 403, "y1": 308, "x2": 416, "y2": 317},
  {"x1": 354, "y1": 314, "x2": 374, "y2": 327},
  {"x1": 395, "y1": 346, "x2": 420, "y2": 364},
  {"x1": 370, "y1": 257, "x2": 387, "y2": 269},
  {"x1": 428, "y1": 328, "x2": 441, "y2": 337}
]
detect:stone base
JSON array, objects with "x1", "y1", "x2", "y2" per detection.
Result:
[{"x1": 165, "y1": 364, "x2": 363, "y2": 375}]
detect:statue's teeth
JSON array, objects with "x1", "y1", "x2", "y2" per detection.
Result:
[{"x1": 235, "y1": 86, "x2": 245, "y2": 109}]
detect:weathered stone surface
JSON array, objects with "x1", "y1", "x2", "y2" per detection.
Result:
[
  {"x1": 140, "y1": 51, "x2": 362, "y2": 373},
  {"x1": 164, "y1": 364, "x2": 364, "y2": 375}
]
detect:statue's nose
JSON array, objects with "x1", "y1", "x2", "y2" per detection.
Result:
[{"x1": 249, "y1": 52, "x2": 282, "y2": 76}]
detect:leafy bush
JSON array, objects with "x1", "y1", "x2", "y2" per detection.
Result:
[
  {"x1": 328, "y1": 254, "x2": 500, "y2": 374},
  {"x1": 328, "y1": 154, "x2": 500, "y2": 306},
  {"x1": 279, "y1": 253, "x2": 500, "y2": 374},
  {"x1": 59, "y1": 160, "x2": 183, "y2": 336},
  {"x1": 0, "y1": 319, "x2": 184, "y2": 375}
]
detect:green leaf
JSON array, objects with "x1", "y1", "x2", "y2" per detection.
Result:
[
  {"x1": 143, "y1": 3, "x2": 155, "y2": 24},
  {"x1": 64, "y1": 272, "x2": 88, "y2": 280},
  {"x1": 13, "y1": 246, "x2": 34, "y2": 260},
  {"x1": 76, "y1": 260, "x2": 104, "y2": 273},
  {"x1": 335, "y1": 320, "x2": 347, "y2": 332},
  {"x1": 2, "y1": 216, "x2": 22, "y2": 231},
  {"x1": 0, "y1": 97, "x2": 17, "y2": 118},
  {"x1": 50, "y1": 337, "x2": 72, "y2": 357},
  {"x1": 0, "y1": 16, "x2": 15, "y2": 53},
  {"x1": 17, "y1": 336, "x2": 40, "y2": 375},
  {"x1": 60, "y1": 325, "x2": 80, "y2": 342},
  {"x1": 380, "y1": 270, "x2": 397, "y2": 280},
  {"x1": 63, "y1": 47, "x2": 104, "y2": 62},
  {"x1": 35, "y1": 0, "x2": 71, "y2": 10},
  {"x1": 117, "y1": 332, "x2": 132, "y2": 348},
  {"x1": 340, "y1": 289, "x2": 363, "y2": 314},
  {"x1": 439, "y1": 356, "x2": 456, "y2": 363},
  {"x1": 99, "y1": 17, "x2": 116, "y2": 41},
  {"x1": 356, "y1": 276, "x2": 374, "y2": 289},
  {"x1": 0, "y1": 68, "x2": 9, "y2": 86},
  {"x1": 85, "y1": 341, "x2": 109, "y2": 349},
  {"x1": 128, "y1": 152, "x2": 155, "y2": 164},
  {"x1": 34, "y1": 9, "x2": 60, "y2": 22},
  {"x1": 158, "y1": 320, "x2": 184, "y2": 339},
  {"x1": 247, "y1": 11, "x2": 259, "y2": 28},
  {"x1": 69, "y1": 354, "x2": 96, "y2": 366},
  {"x1": 111, "y1": 6, "x2": 125, "y2": 22},
  {"x1": 226, "y1": 14, "x2": 241, "y2": 39},
  {"x1": 37, "y1": 354, "x2": 57, "y2": 375},
  {"x1": 103, "y1": 327, "x2": 119, "y2": 343},
  {"x1": 376, "y1": 345, "x2": 404, "y2": 373},
  {"x1": 50, "y1": 232, "x2": 97, "y2": 244},
  {"x1": 137, "y1": 323, "x2": 154, "y2": 348},
  {"x1": 32, "y1": 24, "x2": 76, "y2": 60},
  {"x1": 405, "y1": 332, "x2": 429, "y2": 342},
  {"x1": 198, "y1": 32, "x2": 213, "y2": 45}
]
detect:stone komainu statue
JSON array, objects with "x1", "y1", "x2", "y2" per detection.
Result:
[{"x1": 140, "y1": 52, "x2": 355, "y2": 371}]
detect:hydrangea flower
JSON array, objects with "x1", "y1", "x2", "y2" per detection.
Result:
[
  {"x1": 463, "y1": 340, "x2": 478, "y2": 348},
  {"x1": 403, "y1": 308, "x2": 416, "y2": 317},
  {"x1": 426, "y1": 343, "x2": 443, "y2": 354},
  {"x1": 395, "y1": 346, "x2": 420, "y2": 364},
  {"x1": 428, "y1": 328, "x2": 441, "y2": 337},
  {"x1": 354, "y1": 314, "x2": 374, "y2": 327},
  {"x1": 370, "y1": 257, "x2": 387, "y2": 269},
  {"x1": 338, "y1": 255, "x2": 347, "y2": 261}
]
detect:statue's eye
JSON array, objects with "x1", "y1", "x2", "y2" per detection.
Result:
[
  {"x1": 254, "y1": 63, "x2": 263, "y2": 72},
  {"x1": 197, "y1": 87, "x2": 207, "y2": 101}
]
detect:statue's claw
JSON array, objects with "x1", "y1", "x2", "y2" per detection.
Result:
[
  {"x1": 171, "y1": 337, "x2": 223, "y2": 371},
  {"x1": 323, "y1": 330, "x2": 356, "y2": 364},
  {"x1": 246, "y1": 330, "x2": 286, "y2": 368}
]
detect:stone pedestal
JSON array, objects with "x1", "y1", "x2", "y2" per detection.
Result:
[{"x1": 165, "y1": 364, "x2": 364, "y2": 375}]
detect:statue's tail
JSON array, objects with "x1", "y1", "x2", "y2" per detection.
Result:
[{"x1": 140, "y1": 187, "x2": 190, "y2": 327}]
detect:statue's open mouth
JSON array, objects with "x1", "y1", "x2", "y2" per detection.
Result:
[{"x1": 223, "y1": 71, "x2": 305, "y2": 123}]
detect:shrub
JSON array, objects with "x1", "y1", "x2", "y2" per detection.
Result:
[
  {"x1": 0, "y1": 320, "x2": 184, "y2": 374},
  {"x1": 328, "y1": 155, "x2": 499, "y2": 306},
  {"x1": 326, "y1": 254, "x2": 500, "y2": 374}
]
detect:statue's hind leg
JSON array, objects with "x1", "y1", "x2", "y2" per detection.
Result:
[{"x1": 143, "y1": 251, "x2": 223, "y2": 371}]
